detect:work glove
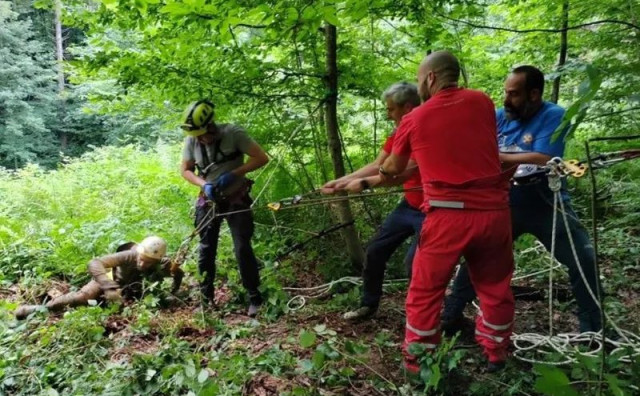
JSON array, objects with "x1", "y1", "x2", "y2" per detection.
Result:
[
  {"x1": 104, "y1": 288, "x2": 123, "y2": 304},
  {"x1": 214, "y1": 172, "x2": 237, "y2": 190},
  {"x1": 202, "y1": 182, "x2": 216, "y2": 201}
]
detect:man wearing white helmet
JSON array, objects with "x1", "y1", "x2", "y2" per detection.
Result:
[
  {"x1": 180, "y1": 99, "x2": 269, "y2": 317},
  {"x1": 14, "y1": 236, "x2": 183, "y2": 319}
]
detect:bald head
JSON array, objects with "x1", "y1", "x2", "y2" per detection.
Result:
[{"x1": 417, "y1": 51, "x2": 460, "y2": 101}]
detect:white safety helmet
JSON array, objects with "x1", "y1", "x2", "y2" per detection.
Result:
[{"x1": 136, "y1": 236, "x2": 167, "y2": 261}]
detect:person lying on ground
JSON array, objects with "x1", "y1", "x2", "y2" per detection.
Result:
[{"x1": 15, "y1": 236, "x2": 183, "y2": 320}]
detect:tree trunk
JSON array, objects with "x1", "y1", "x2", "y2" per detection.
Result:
[
  {"x1": 323, "y1": 23, "x2": 365, "y2": 270},
  {"x1": 551, "y1": 0, "x2": 569, "y2": 104},
  {"x1": 55, "y1": 0, "x2": 67, "y2": 150}
]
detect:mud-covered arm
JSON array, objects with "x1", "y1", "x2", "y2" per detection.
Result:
[
  {"x1": 157, "y1": 258, "x2": 184, "y2": 293},
  {"x1": 87, "y1": 251, "x2": 130, "y2": 290}
]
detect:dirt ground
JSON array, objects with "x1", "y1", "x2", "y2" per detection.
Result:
[{"x1": 7, "y1": 268, "x2": 635, "y2": 395}]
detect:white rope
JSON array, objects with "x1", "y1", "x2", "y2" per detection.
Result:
[
  {"x1": 511, "y1": 158, "x2": 640, "y2": 365},
  {"x1": 283, "y1": 276, "x2": 408, "y2": 311},
  {"x1": 549, "y1": 189, "x2": 558, "y2": 335},
  {"x1": 512, "y1": 241, "x2": 563, "y2": 281}
]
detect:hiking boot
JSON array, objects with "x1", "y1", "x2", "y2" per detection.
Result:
[
  {"x1": 247, "y1": 303, "x2": 260, "y2": 318},
  {"x1": 487, "y1": 361, "x2": 506, "y2": 373},
  {"x1": 15, "y1": 305, "x2": 40, "y2": 320},
  {"x1": 342, "y1": 305, "x2": 377, "y2": 321},
  {"x1": 441, "y1": 315, "x2": 469, "y2": 335}
]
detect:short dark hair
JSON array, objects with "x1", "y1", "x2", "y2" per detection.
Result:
[{"x1": 512, "y1": 65, "x2": 545, "y2": 95}]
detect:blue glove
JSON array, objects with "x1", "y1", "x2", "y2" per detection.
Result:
[
  {"x1": 214, "y1": 172, "x2": 237, "y2": 190},
  {"x1": 202, "y1": 183, "x2": 216, "y2": 201}
]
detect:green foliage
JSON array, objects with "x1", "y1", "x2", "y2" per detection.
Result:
[
  {"x1": 0, "y1": 1, "x2": 57, "y2": 168},
  {"x1": 534, "y1": 364, "x2": 579, "y2": 396},
  {"x1": 1, "y1": 0, "x2": 640, "y2": 394},
  {"x1": 407, "y1": 334, "x2": 466, "y2": 393},
  {"x1": 0, "y1": 143, "x2": 193, "y2": 283},
  {"x1": 554, "y1": 64, "x2": 603, "y2": 142}
]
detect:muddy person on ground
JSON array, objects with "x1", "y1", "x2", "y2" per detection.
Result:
[{"x1": 15, "y1": 236, "x2": 183, "y2": 319}]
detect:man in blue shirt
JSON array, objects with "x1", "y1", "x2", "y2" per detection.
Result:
[{"x1": 441, "y1": 65, "x2": 602, "y2": 333}]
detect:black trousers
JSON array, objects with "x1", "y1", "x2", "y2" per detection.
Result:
[
  {"x1": 443, "y1": 200, "x2": 602, "y2": 332},
  {"x1": 195, "y1": 195, "x2": 262, "y2": 305}
]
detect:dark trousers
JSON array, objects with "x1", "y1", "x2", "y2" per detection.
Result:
[
  {"x1": 195, "y1": 195, "x2": 262, "y2": 305},
  {"x1": 362, "y1": 199, "x2": 425, "y2": 308},
  {"x1": 443, "y1": 200, "x2": 602, "y2": 332}
]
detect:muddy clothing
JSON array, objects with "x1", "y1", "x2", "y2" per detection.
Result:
[
  {"x1": 88, "y1": 249, "x2": 183, "y2": 300},
  {"x1": 16, "y1": 247, "x2": 183, "y2": 318}
]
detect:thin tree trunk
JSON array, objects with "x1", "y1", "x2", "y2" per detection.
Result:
[
  {"x1": 324, "y1": 23, "x2": 365, "y2": 271},
  {"x1": 551, "y1": 0, "x2": 569, "y2": 104},
  {"x1": 54, "y1": 0, "x2": 67, "y2": 150},
  {"x1": 370, "y1": 17, "x2": 378, "y2": 159}
]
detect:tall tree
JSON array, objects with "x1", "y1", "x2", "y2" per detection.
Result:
[
  {"x1": 551, "y1": 0, "x2": 569, "y2": 104},
  {"x1": 323, "y1": 22, "x2": 365, "y2": 269},
  {"x1": 54, "y1": 0, "x2": 67, "y2": 149}
]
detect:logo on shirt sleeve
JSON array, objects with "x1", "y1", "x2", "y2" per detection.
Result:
[{"x1": 522, "y1": 133, "x2": 533, "y2": 144}]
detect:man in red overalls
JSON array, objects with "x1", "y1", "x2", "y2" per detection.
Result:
[{"x1": 380, "y1": 51, "x2": 515, "y2": 373}]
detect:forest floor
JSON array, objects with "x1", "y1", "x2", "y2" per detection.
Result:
[{"x1": 7, "y1": 254, "x2": 637, "y2": 396}]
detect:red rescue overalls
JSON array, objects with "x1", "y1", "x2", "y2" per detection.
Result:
[{"x1": 404, "y1": 171, "x2": 515, "y2": 370}]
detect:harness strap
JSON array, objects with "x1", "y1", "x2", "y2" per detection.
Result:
[{"x1": 195, "y1": 138, "x2": 242, "y2": 177}]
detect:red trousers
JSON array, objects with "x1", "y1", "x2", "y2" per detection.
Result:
[{"x1": 404, "y1": 208, "x2": 515, "y2": 368}]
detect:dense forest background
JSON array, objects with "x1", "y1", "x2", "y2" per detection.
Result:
[{"x1": 1, "y1": 0, "x2": 639, "y2": 394}]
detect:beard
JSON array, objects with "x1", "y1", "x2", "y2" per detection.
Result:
[
  {"x1": 504, "y1": 100, "x2": 536, "y2": 121},
  {"x1": 504, "y1": 106, "x2": 518, "y2": 120}
]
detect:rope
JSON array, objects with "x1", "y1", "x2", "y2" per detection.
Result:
[
  {"x1": 511, "y1": 158, "x2": 640, "y2": 365},
  {"x1": 209, "y1": 186, "x2": 422, "y2": 218},
  {"x1": 283, "y1": 277, "x2": 408, "y2": 311},
  {"x1": 170, "y1": 205, "x2": 216, "y2": 272}
]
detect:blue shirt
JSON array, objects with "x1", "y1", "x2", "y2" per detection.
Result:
[{"x1": 496, "y1": 102, "x2": 570, "y2": 205}]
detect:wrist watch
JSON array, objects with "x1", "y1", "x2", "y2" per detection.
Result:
[{"x1": 360, "y1": 179, "x2": 371, "y2": 191}]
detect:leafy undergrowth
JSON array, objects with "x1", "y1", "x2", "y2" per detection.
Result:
[
  {"x1": 3, "y1": 250, "x2": 640, "y2": 396},
  {"x1": 1, "y1": 146, "x2": 640, "y2": 395}
]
